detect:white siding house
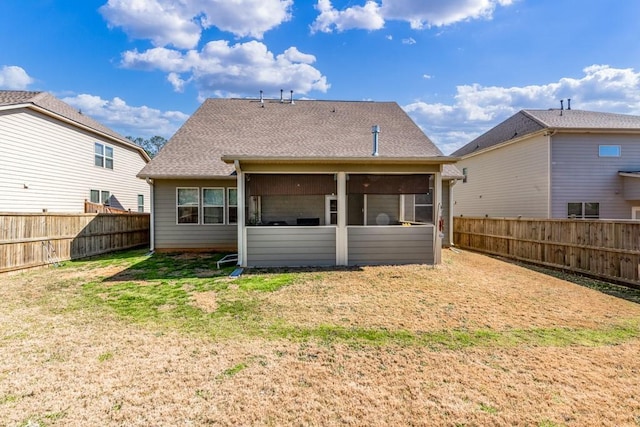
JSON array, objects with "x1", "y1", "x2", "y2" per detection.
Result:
[
  {"x1": 452, "y1": 108, "x2": 640, "y2": 220},
  {"x1": 0, "y1": 91, "x2": 150, "y2": 213}
]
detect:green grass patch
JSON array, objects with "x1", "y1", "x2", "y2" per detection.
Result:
[
  {"x1": 235, "y1": 274, "x2": 296, "y2": 292},
  {"x1": 218, "y1": 363, "x2": 248, "y2": 379}
]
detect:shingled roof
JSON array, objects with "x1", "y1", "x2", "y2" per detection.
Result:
[
  {"x1": 139, "y1": 98, "x2": 458, "y2": 179},
  {"x1": 452, "y1": 109, "x2": 640, "y2": 157},
  {"x1": 0, "y1": 90, "x2": 148, "y2": 160}
]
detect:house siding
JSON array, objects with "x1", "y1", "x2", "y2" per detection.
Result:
[
  {"x1": 0, "y1": 108, "x2": 149, "y2": 213},
  {"x1": 453, "y1": 134, "x2": 549, "y2": 218},
  {"x1": 551, "y1": 134, "x2": 640, "y2": 219},
  {"x1": 154, "y1": 179, "x2": 237, "y2": 250},
  {"x1": 246, "y1": 226, "x2": 336, "y2": 267},
  {"x1": 348, "y1": 226, "x2": 434, "y2": 265}
]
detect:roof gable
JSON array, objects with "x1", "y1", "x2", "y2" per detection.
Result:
[
  {"x1": 0, "y1": 90, "x2": 149, "y2": 161},
  {"x1": 140, "y1": 99, "x2": 454, "y2": 178},
  {"x1": 452, "y1": 109, "x2": 640, "y2": 157}
]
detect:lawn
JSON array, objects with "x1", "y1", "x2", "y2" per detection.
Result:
[{"x1": 1, "y1": 249, "x2": 640, "y2": 426}]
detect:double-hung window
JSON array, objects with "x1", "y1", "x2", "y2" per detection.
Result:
[
  {"x1": 177, "y1": 188, "x2": 199, "y2": 224},
  {"x1": 227, "y1": 188, "x2": 238, "y2": 224},
  {"x1": 202, "y1": 188, "x2": 224, "y2": 224},
  {"x1": 90, "y1": 189, "x2": 110, "y2": 204},
  {"x1": 137, "y1": 195, "x2": 144, "y2": 213},
  {"x1": 95, "y1": 143, "x2": 114, "y2": 169}
]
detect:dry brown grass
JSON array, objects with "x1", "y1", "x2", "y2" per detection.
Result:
[{"x1": 1, "y1": 249, "x2": 640, "y2": 426}]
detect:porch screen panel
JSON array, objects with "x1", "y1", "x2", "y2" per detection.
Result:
[
  {"x1": 348, "y1": 174, "x2": 431, "y2": 194},
  {"x1": 247, "y1": 174, "x2": 335, "y2": 195}
]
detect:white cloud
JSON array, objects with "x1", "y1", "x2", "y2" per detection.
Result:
[
  {"x1": 311, "y1": 0, "x2": 384, "y2": 33},
  {"x1": 423, "y1": 74, "x2": 432, "y2": 79},
  {"x1": 311, "y1": 0, "x2": 514, "y2": 32},
  {"x1": 402, "y1": 37, "x2": 416, "y2": 45},
  {"x1": 100, "y1": 0, "x2": 293, "y2": 48},
  {"x1": 63, "y1": 94, "x2": 189, "y2": 139},
  {"x1": 404, "y1": 65, "x2": 640, "y2": 154},
  {"x1": 121, "y1": 40, "x2": 330, "y2": 97},
  {"x1": 0, "y1": 65, "x2": 34, "y2": 90}
]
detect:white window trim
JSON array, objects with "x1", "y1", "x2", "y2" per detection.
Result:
[
  {"x1": 95, "y1": 142, "x2": 114, "y2": 169},
  {"x1": 137, "y1": 194, "x2": 144, "y2": 213},
  {"x1": 632, "y1": 206, "x2": 640, "y2": 221},
  {"x1": 176, "y1": 187, "x2": 200, "y2": 225},
  {"x1": 202, "y1": 187, "x2": 226, "y2": 225},
  {"x1": 325, "y1": 195, "x2": 338, "y2": 226}
]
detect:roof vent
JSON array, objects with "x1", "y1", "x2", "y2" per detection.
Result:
[
  {"x1": 280, "y1": 89, "x2": 284, "y2": 103},
  {"x1": 371, "y1": 125, "x2": 380, "y2": 157},
  {"x1": 259, "y1": 90, "x2": 264, "y2": 107},
  {"x1": 567, "y1": 98, "x2": 571, "y2": 110},
  {"x1": 290, "y1": 90, "x2": 294, "y2": 105}
]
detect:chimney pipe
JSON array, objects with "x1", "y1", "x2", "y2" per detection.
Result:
[
  {"x1": 560, "y1": 99, "x2": 564, "y2": 110},
  {"x1": 260, "y1": 90, "x2": 263, "y2": 104},
  {"x1": 280, "y1": 89, "x2": 284, "y2": 103},
  {"x1": 371, "y1": 125, "x2": 380, "y2": 157},
  {"x1": 290, "y1": 90, "x2": 294, "y2": 105},
  {"x1": 567, "y1": 98, "x2": 571, "y2": 110}
]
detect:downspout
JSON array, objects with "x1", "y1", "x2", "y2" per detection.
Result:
[
  {"x1": 448, "y1": 179, "x2": 458, "y2": 247},
  {"x1": 234, "y1": 160, "x2": 245, "y2": 267},
  {"x1": 546, "y1": 130, "x2": 556, "y2": 218},
  {"x1": 145, "y1": 177, "x2": 155, "y2": 252}
]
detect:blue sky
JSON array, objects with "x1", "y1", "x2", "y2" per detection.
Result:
[{"x1": 1, "y1": 0, "x2": 639, "y2": 154}]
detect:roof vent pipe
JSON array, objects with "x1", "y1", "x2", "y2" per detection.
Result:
[
  {"x1": 567, "y1": 98, "x2": 571, "y2": 110},
  {"x1": 371, "y1": 125, "x2": 380, "y2": 157},
  {"x1": 290, "y1": 90, "x2": 294, "y2": 105},
  {"x1": 280, "y1": 89, "x2": 284, "y2": 103},
  {"x1": 560, "y1": 99, "x2": 564, "y2": 110},
  {"x1": 260, "y1": 90, "x2": 264, "y2": 105}
]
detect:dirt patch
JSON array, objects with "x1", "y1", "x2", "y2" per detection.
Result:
[{"x1": 1, "y1": 249, "x2": 639, "y2": 426}]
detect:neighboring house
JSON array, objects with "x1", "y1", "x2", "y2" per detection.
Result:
[
  {"x1": 451, "y1": 108, "x2": 640, "y2": 220},
  {"x1": 0, "y1": 91, "x2": 150, "y2": 213},
  {"x1": 138, "y1": 97, "x2": 460, "y2": 267}
]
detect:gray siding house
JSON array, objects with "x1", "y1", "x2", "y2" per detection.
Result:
[
  {"x1": 0, "y1": 91, "x2": 151, "y2": 213},
  {"x1": 138, "y1": 97, "x2": 460, "y2": 267},
  {"x1": 451, "y1": 108, "x2": 640, "y2": 220}
]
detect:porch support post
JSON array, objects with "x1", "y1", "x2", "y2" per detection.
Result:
[
  {"x1": 336, "y1": 171, "x2": 348, "y2": 265},
  {"x1": 434, "y1": 170, "x2": 443, "y2": 264},
  {"x1": 235, "y1": 160, "x2": 246, "y2": 267}
]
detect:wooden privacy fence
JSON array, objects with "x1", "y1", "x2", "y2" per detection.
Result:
[
  {"x1": 454, "y1": 217, "x2": 640, "y2": 286},
  {"x1": 0, "y1": 213, "x2": 150, "y2": 273}
]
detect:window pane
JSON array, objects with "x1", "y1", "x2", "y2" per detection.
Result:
[
  {"x1": 228, "y1": 206, "x2": 238, "y2": 224},
  {"x1": 101, "y1": 191, "x2": 110, "y2": 204},
  {"x1": 599, "y1": 145, "x2": 620, "y2": 157},
  {"x1": 137, "y1": 195, "x2": 144, "y2": 212},
  {"x1": 105, "y1": 158, "x2": 113, "y2": 169},
  {"x1": 415, "y1": 193, "x2": 432, "y2": 205},
  {"x1": 585, "y1": 202, "x2": 599, "y2": 218},
  {"x1": 178, "y1": 206, "x2": 199, "y2": 223},
  {"x1": 90, "y1": 190, "x2": 100, "y2": 203},
  {"x1": 178, "y1": 188, "x2": 198, "y2": 206},
  {"x1": 203, "y1": 206, "x2": 224, "y2": 224},
  {"x1": 568, "y1": 203, "x2": 582, "y2": 218},
  {"x1": 95, "y1": 155, "x2": 104, "y2": 167},
  {"x1": 95, "y1": 143, "x2": 103, "y2": 155},
  {"x1": 415, "y1": 206, "x2": 433, "y2": 223},
  {"x1": 105, "y1": 146, "x2": 114, "y2": 158},
  {"x1": 228, "y1": 188, "x2": 237, "y2": 206},
  {"x1": 203, "y1": 188, "x2": 224, "y2": 206}
]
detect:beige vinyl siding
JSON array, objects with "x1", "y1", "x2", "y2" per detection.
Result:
[
  {"x1": 0, "y1": 108, "x2": 149, "y2": 213},
  {"x1": 551, "y1": 134, "x2": 640, "y2": 219},
  {"x1": 246, "y1": 226, "x2": 336, "y2": 267},
  {"x1": 154, "y1": 179, "x2": 237, "y2": 250},
  {"x1": 261, "y1": 195, "x2": 325, "y2": 225},
  {"x1": 453, "y1": 134, "x2": 549, "y2": 218},
  {"x1": 348, "y1": 226, "x2": 434, "y2": 265}
]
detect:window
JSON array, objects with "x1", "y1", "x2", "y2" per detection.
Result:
[
  {"x1": 599, "y1": 145, "x2": 620, "y2": 157},
  {"x1": 177, "y1": 188, "x2": 199, "y2": 224},
  {"x1": 90, "y1": 190, "x2": 100, "y2": 204},
  {"x1": 462, "y1": 167, "x2": 468, "y2": 183},
  {"x1": 95, "y1": 143, "x2": 114, "y2": 169},
  {"x1": 568, "y1": 202, "x2": 600, "y2": 219},
  {"x1": 414, "y1": 193, "x2": 433, "y2": 223},
  {"x1": 227, "y1": 188, "x2": 238, "y2": 224},
  {"x1": 202, "y1": 188, "x2": 224, "y2": 224},
  {"x1": 137, "y1": 195, "x2": 144, "y2": 213},
  {"x1": 101, "y1": 191, "x2": 110, "y2": 205}
]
